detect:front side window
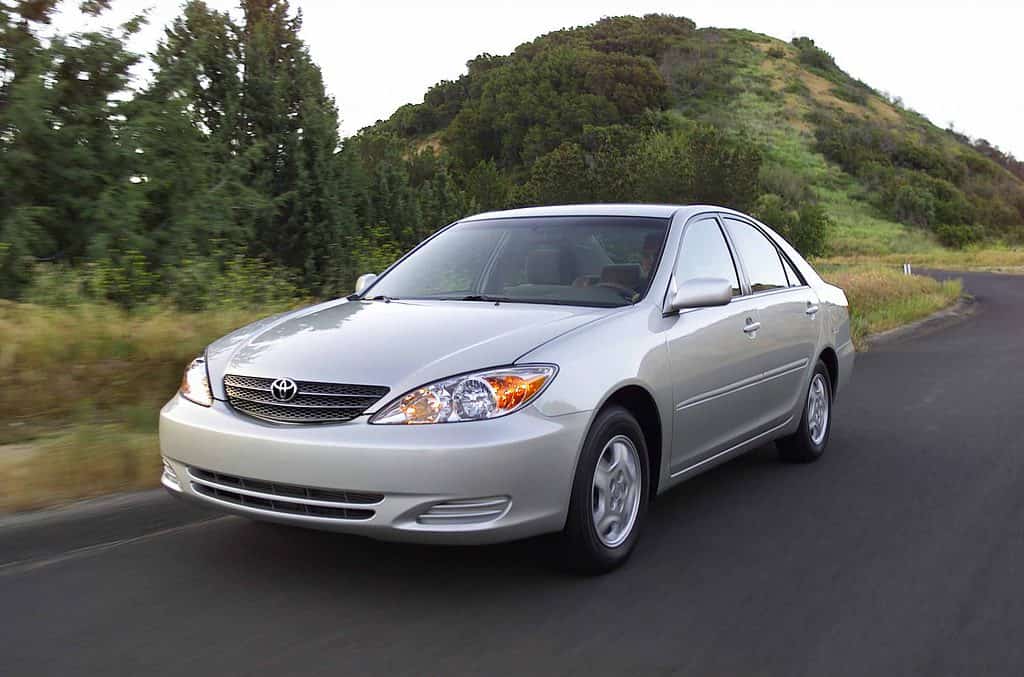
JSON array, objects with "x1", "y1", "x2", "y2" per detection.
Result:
[
  {"x1": 675, "y1": 218, "x2": 741, "y2": 296},
  {"x1": 366, "y1": 216, "x2": 670, "y2": 307},
  {"x1": 724, "y1": 218, "x2": 788, "y2": 293}
]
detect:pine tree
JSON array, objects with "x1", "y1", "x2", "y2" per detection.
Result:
[{"x1": 239, "y1": 0, "x2": 349, "y2": 290}]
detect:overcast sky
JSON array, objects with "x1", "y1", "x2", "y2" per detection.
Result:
[{"x1": 56, "y1": 0, "x2": 1024, "y2": 157}]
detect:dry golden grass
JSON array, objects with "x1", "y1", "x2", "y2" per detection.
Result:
[
  {"x1": 0, "y1": 425, "x2": 161, "y2": 512},
  {"x1": 821, "y1": 266, "x2": 963, "y2": 347},
  {"x1": 0, "y1": 300, "x2": 272, "y2": 431},
  {"x1": 0, "y1": 300, "x2": 282, "y2": 512},
  {"x1": 821, "y1": 249, "x2": 1024, "y2": 274}
]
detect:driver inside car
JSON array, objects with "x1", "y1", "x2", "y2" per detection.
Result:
[{"x1": 573, "y1": 232, "x2": 663, "y2": 299}]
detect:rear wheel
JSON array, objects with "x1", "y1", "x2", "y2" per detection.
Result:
[
  {"x1": 777, "y1": 360, "x2": 832, "y2": 463},
  {"x1": 558, "y1": 406, "x2": 648, "y2": 574}
]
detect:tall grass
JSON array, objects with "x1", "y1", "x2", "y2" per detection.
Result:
[
  {"x1": 0, "y1": 299, "x2": 298, "y2": 511},
  {"x1": 822, "y1": 266, "x2": 963, "y2": 346},
  {"x1": 0, "y1": 300, "x2": 287, "y2": 432},
  {"x1": 821, "y1": 247, "x2": 1024, "y2": 273}
]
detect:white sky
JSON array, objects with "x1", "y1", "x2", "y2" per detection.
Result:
[{"x1": 55, "y1": 0, "x2": 1024, "y2": 157}]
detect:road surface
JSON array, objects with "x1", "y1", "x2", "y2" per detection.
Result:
[{"x1": 2, "y1": 270, "x2": 1022, "y2": 676}]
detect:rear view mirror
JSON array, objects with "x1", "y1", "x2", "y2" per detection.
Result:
[
  {"x1": 354, "y1": 273, "x2": 378, "y2": 295},
  {"x1": 666, "y1": 277, "x2": 733, "y2": 313}
]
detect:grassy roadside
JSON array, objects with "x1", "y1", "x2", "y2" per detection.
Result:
[
  {"x1": 818, "y1": 265, "x2": 963, "y2": 347},
  {"x1": 0, "y1": 300, "x2": 287, "y2": 512},
  {"x1": 0, "y1": 267, "x2": 964, "y2": 513},
  {"x1": 822, "y1": 249, "x2": 1024, "y2": 274}
]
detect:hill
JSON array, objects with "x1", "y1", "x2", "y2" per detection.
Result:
[{"x1": 357, "y1": 14, "x2": 1024, "y2": 256}]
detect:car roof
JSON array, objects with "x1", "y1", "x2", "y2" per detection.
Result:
[{"x1": 461, "y1": 204, "x2": 734, "y2": 222}]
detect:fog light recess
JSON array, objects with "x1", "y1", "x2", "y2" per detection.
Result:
[{"x1": 417, "y1": 496, "x2": 511, "y2": 525}]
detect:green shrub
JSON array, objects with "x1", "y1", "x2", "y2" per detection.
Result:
[
  {"x1": 21, "y1": 265, "x2": 91, "y2": 307},
  {"x1": 166, "y1": 250, "x2": 301, "y2": 312},
  {"x1": 783, "y1": 80, "x2": 810, "y2": 96},
  {"x1": 767, "y1": 46, "x2": 786, "y2": 59},
  {"x1": 753, "y1": 193, "x2": 831, "y2": 257},
  {"x1": 86, "y1": 250, "x2": 161, "y2": 308},
  {"x1": 831, "y1": 85, "x2": 867, "y2": 106},
  {"x1": 347, "y1": 224, "x2": 404, "y2": 280},
  {"x1": 792, "y1": 37, "x2": 837, "y2": 73},
  {"x1": 934, "y1": 224, "x2": 980, "y2": 250}
]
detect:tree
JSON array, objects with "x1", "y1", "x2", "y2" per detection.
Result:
[
  {"x1": 0, "y1": 0, "x2": 143, "y2": 294},
  {"x1": 239, "y1": 0, "x2": 349, "y2": 290}
]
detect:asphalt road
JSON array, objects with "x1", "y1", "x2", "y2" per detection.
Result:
[{"x1": 3, "y1": 270, "x2": 1022, "y2": 676}]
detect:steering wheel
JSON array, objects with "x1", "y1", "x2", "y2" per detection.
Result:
[{"x1": 597, "y1": 282, "x2": 638, "y2": 301}]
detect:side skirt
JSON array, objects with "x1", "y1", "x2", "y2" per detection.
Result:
[{"x1": 659, "y1": 416, "x2": 794, "y2": 493}]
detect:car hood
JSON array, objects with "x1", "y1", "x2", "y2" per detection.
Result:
[{"x1": 205, "y1": 298, "x2": 608, "y2": 406}]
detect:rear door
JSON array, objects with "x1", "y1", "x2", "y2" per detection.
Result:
[
  {"x1": 665, "y1": 216, "x2": 766, "y2": 473},
  {"x1": 722, "y1": 216, "x2": 821, "y2": 430}
]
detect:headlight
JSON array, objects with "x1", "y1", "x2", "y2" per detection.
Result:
[
  {"x1": 180, "y1": 356, "x2": 213, "y2": 407},
  {"x1": 370, "y1": 365, "x2": 557, "y2": 424}
]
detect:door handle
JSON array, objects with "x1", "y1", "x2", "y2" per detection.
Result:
[
  {"x1": 805, "y1": 304, "x2": 820, "y2": 316},
  {"x1": 743, "y1": 321, "x2": 761, "y2": 334}
]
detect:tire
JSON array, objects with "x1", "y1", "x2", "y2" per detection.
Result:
[
  {"x1": 777, "y1": 359, "x2": 833, "y2": 463},
  {"x1": 557, "y1": 405, "x2": 649, "y2": 574}
]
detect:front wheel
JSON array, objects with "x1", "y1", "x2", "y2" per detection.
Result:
[
  {"x1": 777, "y1": 360, "x2": 833, "y2": 463},
  {"x1": 557, "y1": 406, "x2": 649, "y2": 574}
]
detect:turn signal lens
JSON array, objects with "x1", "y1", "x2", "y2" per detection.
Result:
[
  {"x1": 370, "y1": 365, "x2": 556, "y2": 424},
  {"x1": 484, "y1": 374, "x2": 549, "y2": 410}
]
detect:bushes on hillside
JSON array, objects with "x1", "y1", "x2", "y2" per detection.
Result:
[
  {"x1": 792, "y1": 37, "x2": 838, "y2": 74},
  {"x1": 444, "y1": 45, "x2": 668, "y2": 169},
  {"x1": 811, "y1": 110, "x2": 1024, "y2": 238},
  {"x1": 753, "y1": 194, "x2": 831, "y2": 257},
  {"x1": 514, "y1": 121, "x2": 763, "y2": 210},
  {"x1": 934, "y1": 224, "x2": 981, "y2": 250}
]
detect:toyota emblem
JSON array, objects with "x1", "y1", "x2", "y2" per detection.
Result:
[{"x1": 270, "y1": 378, "x2": 299, "y2": 402}]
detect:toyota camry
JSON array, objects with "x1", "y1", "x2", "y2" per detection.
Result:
[{"x1": 160, "y1": 204, "x2": 854, "y2": 572}]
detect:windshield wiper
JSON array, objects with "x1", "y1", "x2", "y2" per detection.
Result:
[
  {"x1": 364, "y1": 294, "x2": 398, "y2": 303},
  {"x1": 454, "y1": 294, "x2": 512, "y2": 303}
]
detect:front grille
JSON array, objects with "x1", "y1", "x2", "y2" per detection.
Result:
[
  {"x1": 224, "y1": 374, "x2": 389, "y2": 424},
  {"x1": 188, "y1": 466, "x2": 381, "y2": 521}
]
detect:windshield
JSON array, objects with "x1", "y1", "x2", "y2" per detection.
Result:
[{"x1": 365, "y1": 216, "x2": 670, "y2": 307}]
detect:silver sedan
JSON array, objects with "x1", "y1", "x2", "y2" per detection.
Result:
[{"x1": 160, "y1": 204, "x2": 854, "y2": 572}]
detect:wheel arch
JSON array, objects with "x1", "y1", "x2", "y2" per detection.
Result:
[
  {"x1": 819, "y1": 346, "x2": 839, "y2": 395},
  {"x1": 598, "y1": 384, "x2": 664, "y2": 499}
]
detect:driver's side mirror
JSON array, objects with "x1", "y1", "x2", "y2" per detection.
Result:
[
  {"x1": 354, "y1": 273, "x2": 378, "y2": 295},
  {"x1": 665, "y1": 277, "x2": 733, "y2": 313}
]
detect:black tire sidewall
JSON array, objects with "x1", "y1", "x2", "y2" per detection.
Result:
[
  {"x1": 562, "y1": 406, "x2": 649, "y2": 572},
  {"x1": 799, "y1": 361, "x2": 833, "y2": 457},
  {"x1": 777, "y1": 359, "x2": 833, "y2": 463}
]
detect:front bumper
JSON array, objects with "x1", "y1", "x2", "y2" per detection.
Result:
[{"x1": 159, "y1": 395, "x2": 590, "y2": 544}]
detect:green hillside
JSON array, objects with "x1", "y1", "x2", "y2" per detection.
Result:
[
  {"x1": 363, "y1": 15, "x2": 1024, "y2": 256},
  {"x1": 3, "y1": 6, "x2": 1023, "y2": 309}
]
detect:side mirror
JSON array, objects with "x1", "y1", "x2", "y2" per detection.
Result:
[
  {"x1": 666, "y1": 277, "x2": 733, "y2": 313},
  {"x1": 354, "y1": 273, "x2": 378, "y2": 295}
]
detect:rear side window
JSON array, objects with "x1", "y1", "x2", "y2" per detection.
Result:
[
  {"x1": 675, "y1": 218, "x2": 741, "y2": 296},
  {"x1": 724, "y1": 218, "x2": 788, "y2": 293}
]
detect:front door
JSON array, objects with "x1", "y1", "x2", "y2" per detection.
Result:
[{"x1": 665, "y1": 216, "x2": 766, "y2": 473}]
